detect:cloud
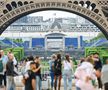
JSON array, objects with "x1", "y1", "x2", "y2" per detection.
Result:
[{"x1": 28, "y1": 10, "x2": 77, "y2": 20}]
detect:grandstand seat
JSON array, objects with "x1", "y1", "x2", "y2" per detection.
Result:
[{"x1": 2, "y1": 39, "x2": 17, "y2": 47}]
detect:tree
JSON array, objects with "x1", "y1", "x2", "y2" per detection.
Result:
[{"x1": 90, "y1": 33, "x2": 106, "y2": 42}]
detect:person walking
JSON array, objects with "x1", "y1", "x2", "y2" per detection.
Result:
[
  {"x1": 0, "y1": 53, "x2": 4, "y2": 88},
  {"x1": 93, "y1": 53, "x2": 103, "y2": 90},
  {"x1": 34, "y1": 56, "x2": 42, "y2": 90},
  {"x1": 74, "y1": 56, "x2": 96, "y2": 90},
  {"x1": 49, "y1": 54, "x2": 56, "y2": 90},
  {"x1": 6, "y1": 53, "x2": 17, "y2": 90},
  {"x1": 22, "y1": 62, "x2": 36, "y2": 90},
  {"x1": 62, "y1": 54, "x2": 73, "y2": 90},
  {"x1": 0, "y1": 50, "x2": 8, "y2": 88},
  {"x1": 101, "y1": 59, "x2": 108, "y2": 90},
  {"x1": 54, "y1": 54, "x2": 62, "y2": 90}
]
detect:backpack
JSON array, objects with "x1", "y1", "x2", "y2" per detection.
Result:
[
  {"x1": 54, "y1": 59, "x2": 62, "y2": 75},
  {"x1": 0, "y1": 60, "x2": 3, "y2": 72}
]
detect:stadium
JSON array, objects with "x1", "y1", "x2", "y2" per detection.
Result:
[
  {"x1": 1, "y1": 0, "x2": 108, "y2": 90},
  {"x1": 1, "y1": 11, "x2": 108, "y2": 60}
]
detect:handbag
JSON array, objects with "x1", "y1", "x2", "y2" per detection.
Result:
[{"x1": 14, "y1": 75, "x2": 24, "y2": 87}]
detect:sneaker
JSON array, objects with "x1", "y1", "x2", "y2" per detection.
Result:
[{"x1": 99, "y1": 88, "x2": 102, "y2": 90}]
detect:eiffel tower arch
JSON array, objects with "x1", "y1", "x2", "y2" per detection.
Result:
[{"x1": 0, "y1": 0, "x2": 108, "y2": 39}]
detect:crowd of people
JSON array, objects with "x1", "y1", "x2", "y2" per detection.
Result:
[
  {"x1": 0, "y1": 49, "x2": 108, "y2": 90},
  {"x1": 49, "y1": 53, "x2": 104, "y2": 90},
  {"x1": 49, "y1": 54, "x2": 73, "y2": 90}
]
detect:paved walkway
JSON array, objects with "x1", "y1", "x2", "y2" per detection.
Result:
[
  {"x1": 0, "y1": 86, "x2": 101, "y2": 90},
  {"x1": 0, "y1": 78, "x2": 101, "y2": 90},
  {"x1": 0, "y1": 87, "x2": 76, "y2": 90}
]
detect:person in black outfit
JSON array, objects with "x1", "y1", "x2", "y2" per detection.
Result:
[
  {"x1": 93, "y1": 53, "x2": 103, "y2": 89},
  {"x1": 22, "y1": 62, "x2": 36, "y2": 90},
  {"x1": 54, "y1": 54, "x2": 62, "y2": 90},
  {"x1": 34, "y1": 56, "x2": 41, "y2": 90}
]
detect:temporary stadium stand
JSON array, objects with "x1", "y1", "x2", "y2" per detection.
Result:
[
  {"x1": 32, "y1": 38, "x2": 45, "y2": 47},
  {"x1": 2, "y1": 39, "x2": 18, "y2": 47},
  {"x1": 91, "y1": 38, "x2": 107, "y2": 47}
]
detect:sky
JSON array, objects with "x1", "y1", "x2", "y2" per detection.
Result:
[
  {"x1": 2, "y1": 10, "x2": 97, "y2": 39},
  {"x1": 29, "y1": 10, "x2": 77, "y2": 20}
]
